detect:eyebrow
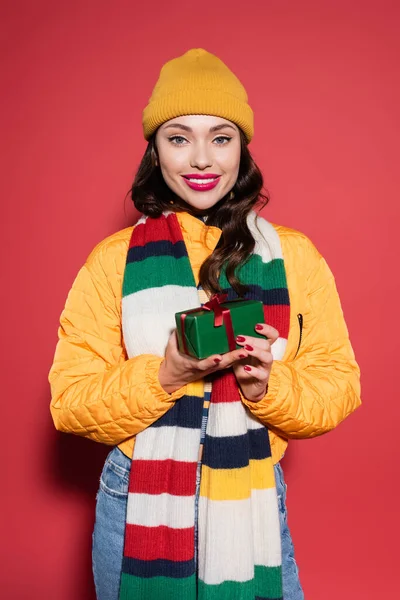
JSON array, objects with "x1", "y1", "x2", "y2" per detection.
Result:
[{"x1": 163, "y1": 122, "x2": 237, "y2": 133}]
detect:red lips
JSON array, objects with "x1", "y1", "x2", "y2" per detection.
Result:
[{"x1": 182, "y1": 174, "x2": 221, "y2": 192}]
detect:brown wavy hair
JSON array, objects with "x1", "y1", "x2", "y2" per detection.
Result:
[{"x1": 128, "y1": 127, "x2": 270, "y2": 297}]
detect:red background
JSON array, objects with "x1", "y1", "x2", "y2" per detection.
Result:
[{"x1": 1, "y1": 1, "x2": 399, "y2": 598}]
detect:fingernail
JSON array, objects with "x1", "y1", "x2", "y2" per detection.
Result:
[
  {"x1": 255, "y1": 324, "x2": 263, "y2": 331},
  {"x1": 214, "y1": 358, "x2": 221, "y2": 364},
  {"x1": 244, "y1": 365, "x2": 252, "y2": 372},
  {"x1": 244, "y1": 344, "x2": 254, "y2": 351},
  {"x1": 239, "y1": 353, "x2": 247, "y2": 359},
  {"x1": 236, "y1": 335, "x2": 245, "y2": 342}
]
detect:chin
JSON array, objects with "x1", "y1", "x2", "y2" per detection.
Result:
[{"x1": 185, "y1": 194, "x2": 225, "y2": 212}]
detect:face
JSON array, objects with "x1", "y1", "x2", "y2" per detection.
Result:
[{"x1": 155, "y1": 114, "x2": 241, "y2": 212}]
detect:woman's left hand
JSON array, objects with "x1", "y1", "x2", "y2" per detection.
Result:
[{"x1": 232, "y1": 323, "x2": 280, "y2": 402}]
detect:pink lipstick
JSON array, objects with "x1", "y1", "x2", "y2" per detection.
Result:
[{"x1": 182, "y1": 174, "x2": 221, "y2": 192}]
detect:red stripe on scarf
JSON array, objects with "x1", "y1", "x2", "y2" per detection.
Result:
[
  {"x1": 129, "y1": 460, "x2": 198, "y2": 496},
  {"x1": 263, "y1": 304, "x2": 290, "y2": 339},
  {"x1": 129, "y1": 213, "x2": 182, "y2": 248},
  {"x1": 124, "y1": 524, "x2": 194, "y2": 561},
  {"x1": 210, "y1": 370, "x2": 241, "y2": 403}
]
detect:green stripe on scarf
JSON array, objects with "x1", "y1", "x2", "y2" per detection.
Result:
[
  {"x1": 119, "y1": 573, "x2": 197, "y2": 600},
  {"x1": 120, "y1": 566, "x2": 282, "y2": 600},
  {"x1": 123, "y1": 255, "x2": 196, "y2": 296},
  {"x1": 219, "y1": 255, "x2": 288, "y2": 291}
]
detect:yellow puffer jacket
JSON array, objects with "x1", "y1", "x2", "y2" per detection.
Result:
[{"x1": 48, "y1": 211, "x2": 361, "y2": 464}]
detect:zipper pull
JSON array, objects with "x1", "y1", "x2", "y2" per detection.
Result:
[{"x1": 294, "y1": 313, "x2": 303, "y2": 358}]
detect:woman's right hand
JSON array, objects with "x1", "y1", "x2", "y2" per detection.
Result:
[{"x1": 158, "y1": 329, "x2": 249, "y2": 394}]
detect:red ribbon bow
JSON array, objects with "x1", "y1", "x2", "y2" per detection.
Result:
[
  {"x1": 202, "y1": 293, "x2": 229, "y2": 326},
  {"x1": 179, "y1": 292, "x2": 236, "y2": 357}
]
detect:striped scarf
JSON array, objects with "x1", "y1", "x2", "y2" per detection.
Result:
[{"x1": 119, "y1": 210, "x2": 290, "y2": 599}]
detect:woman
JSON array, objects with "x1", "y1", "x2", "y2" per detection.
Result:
[{"x1": 49, "y1": 48, "x2": 361, "y2": 600}]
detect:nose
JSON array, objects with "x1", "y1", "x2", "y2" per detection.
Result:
[{"x1": 189, "y1": 141, "x2": 213, "y2": 170}]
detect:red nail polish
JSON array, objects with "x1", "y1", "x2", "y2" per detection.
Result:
[
  {"x1": 244, "y1": 344, "x2": 254, "y2": 351},
  {"x1": 236, "y1": 335, "x2": 245, "y2": 342},
  {"x1": 239, "y1": 353, "x2": 246, "y2": 359},
  {"x1": 214, "y1": 358, "x2": 221, "y2": 364},
  {"x1": 244, "y1": 365, "x2": 252, "y2": 372},
  {"x1": 255, "y1": 324, "x2": 263, "y2": 330}
]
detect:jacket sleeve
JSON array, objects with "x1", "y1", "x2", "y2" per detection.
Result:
[
  {"x1": 48, "y1": 237, "x2": 187, "y2": 445},
  {"x1": 240, "y1": 237, "x2": 361, "y2": 438}
]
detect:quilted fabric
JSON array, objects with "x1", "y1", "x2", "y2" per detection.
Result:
[{"x1": 48, "y1": 211, "x2": 361, "y2": 462}]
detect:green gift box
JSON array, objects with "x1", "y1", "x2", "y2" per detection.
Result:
[{"x1": 175, "y1": 293, "x2": 265, "y2": 360}]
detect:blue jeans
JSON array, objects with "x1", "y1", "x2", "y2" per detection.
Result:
[{"x1": 92, "y1": 446, "x2": 304, "y2": 600}]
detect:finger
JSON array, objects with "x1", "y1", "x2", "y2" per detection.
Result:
[
  {"x1": 196, "y1": 351, "x2": 241, "y2": 372},
  {"x1": 197, "y1": 354, "x2": 224, "y2": 370},
  {"x1": 170, "y1": 330, "x2": 179, "y2": 348},
  {"x1": 241, "y1": 346, "x2": 273, "y2": 368},
  {"x1": 187, "y1": 347, "x2": 250, "y2": 373},
  {"x1": 169, "y1": 330, "x2": 185, "y2": 358},
  {"x1": 253, "y1": 323, "x2": 280, "y2": 344},
  {"x1": 240, "y1": 363, "x2": 270, "y2": 382},
  {"x1": 235, "y1": 334, "x2": 269, "y2": 351},
  {"x1": 170, "y1": 329, "x2": 220, "y2": 366},
  {"x1": 218, "y1": 348, "x2": 249, "y2": 370}
]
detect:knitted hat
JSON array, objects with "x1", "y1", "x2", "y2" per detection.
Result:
[{"x1": 142, "y1": 48, "x2": 254, "y2": 143}]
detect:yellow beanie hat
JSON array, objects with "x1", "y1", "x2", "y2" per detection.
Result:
[{"x1": 142, "y1": 48, "x2": 254, "y2": 143}]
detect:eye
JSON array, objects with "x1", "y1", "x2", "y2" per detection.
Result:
[
  {"x1": 214, "y1": 136, "x2": 232, "y2": 145},
  {"x1": 168, "y1": 135, "x2": 188, "y2": 145},
  {"x1": 167, "y1": 135, "x2": 232, "y2": 146}
]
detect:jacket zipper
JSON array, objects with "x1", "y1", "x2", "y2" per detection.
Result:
[{"x1": 294, "y1": 313, "x2": 303, "y2": 358}]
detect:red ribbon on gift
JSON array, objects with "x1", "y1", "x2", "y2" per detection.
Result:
[{"x1": 180, "y1": 293, "x2": 236, "y2": 356}]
